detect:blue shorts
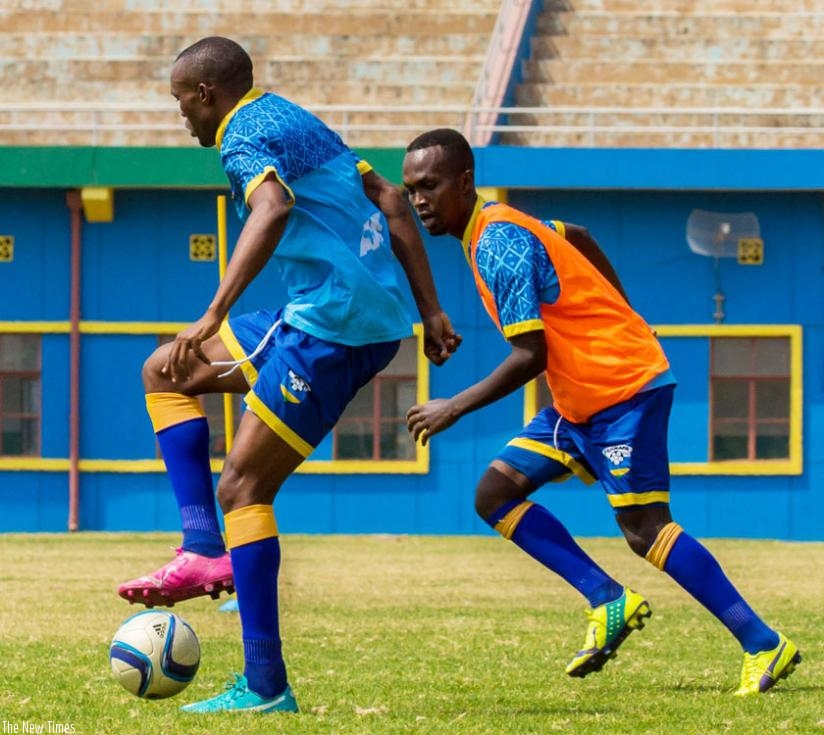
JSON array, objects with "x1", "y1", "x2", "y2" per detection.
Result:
[
  {"x1": 219, "y1": 309, "x2": 400, "y2": 457},
  {"x1": 496, "y1": 385, "x2": 674, "y2": 511}
]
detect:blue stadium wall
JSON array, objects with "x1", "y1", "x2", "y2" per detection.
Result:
[{"x1": 1, "y1": 147, "x2": 822, "y2": 540}]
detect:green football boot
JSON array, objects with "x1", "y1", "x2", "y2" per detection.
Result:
[{"x1": 565, "y1": 587, "x2": 652, "y2": 677}]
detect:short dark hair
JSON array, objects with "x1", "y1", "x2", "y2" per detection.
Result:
[
  {"x1": 407, "y1": 128, "x2": 474, "y2": 173},
  {"x1": 176, "y1": 36, "x2": 254, "y2": 94}
]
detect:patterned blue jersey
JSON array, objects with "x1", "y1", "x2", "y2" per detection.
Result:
[
  {"x1": 217, "y1": 89, "x2": 412, "y2": 346},
  {"x1": 475, "y1": 202, "x2": 561, "y2": 337}
]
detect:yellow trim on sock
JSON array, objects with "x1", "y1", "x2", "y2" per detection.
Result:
[
  {"x1": 507, "y1": 437, "x2": 597, "y2": 485},
  {"x1": 245, "y1": 391, "x2": 314, "y2": 458},
  {"x1": 645, "y1": 521, "x2": 684, "y2": 570},
  {"x1": 145, "y1": 392, "x2": 205, "y2": 433},
  {"x1": 218, "y1": 320, "x2": 259, "y2": 387},
  {"x1": 608, "y1": 490, "x2": 670, "y2": 509},
  {"x1": 224, "y1": 504, "x2": 279, "y2": 549},
  {"x1": 494, "y1": 501, "x2": 534, "y2": 541}
]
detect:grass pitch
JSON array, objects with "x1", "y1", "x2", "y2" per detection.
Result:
[{"x1": 0, "y1": 532, "x2": 821, "y2": 734}]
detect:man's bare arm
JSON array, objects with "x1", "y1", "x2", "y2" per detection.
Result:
[
  {"x1": 361, "y1": 168, "x2": 461, "y2": 364},
  {"x1": 563, "y1": 223, "x2": 630, "y2": 304}
]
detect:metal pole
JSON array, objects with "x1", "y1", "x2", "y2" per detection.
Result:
[
  {"x1": 217, "y1": 195, "x2": 234, "y2": 454},
  {"x1": 66, "y1": 191, "x2": 83, "y2": 531}
]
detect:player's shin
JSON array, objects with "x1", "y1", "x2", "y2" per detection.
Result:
[
  {"x1": 486, "y1": 499, "x2": 623, "y2": 607},
  {"x1": 647, "y1": 522, "x2": 779, "y2": 653},
  {"x1": 147, "y1": 392, "x2": 225, "y2": 556},
  {"x1": 225, "y1": 504, "x2": 289, "y2": 698}
]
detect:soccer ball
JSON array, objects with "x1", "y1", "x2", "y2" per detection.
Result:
[{"x1": 109, "y1": 610, "x2": 200, "y2": 699}]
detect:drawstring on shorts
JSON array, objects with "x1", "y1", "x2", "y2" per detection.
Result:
[
  {"x1": 553, "y1": 414, "x2": 563, "y2": 450},
  {"x1": 209, "y1": 320, "x2": 280, "y2": 378}
]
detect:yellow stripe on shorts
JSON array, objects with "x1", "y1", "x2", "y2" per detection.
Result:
[
  {"x1": 245, "y1": 392, "x2": 314, "y2": 458},
  {"x1": 219, "y1": 320, "x2": 259, "y2": 387},
  {"x1": 607, "y1": 490, "x2": 670, "y2": 509},
  {"x1": 507, "y1": 437, "x2": 597, "y2": 485}
]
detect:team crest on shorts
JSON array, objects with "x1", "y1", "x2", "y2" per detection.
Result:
[
  {"x1": 280, "y1": 369, "x2": 312, "y2": 404},
  {"x1": 601, "y1": 444, "x2": 632, "y2": 475}
]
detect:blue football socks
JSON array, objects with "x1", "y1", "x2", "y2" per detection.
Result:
[
  {"x1": 663, "y1": 531, "x2": 779, "y2": 654},
  {"x1": 487, "y1": 500, "x2": 624, "y2": 608},
  {"x1": 156, "y1": 417, "x2": 225, "y2": 557},
  {"x1": 231, "y1": 536, "x2": 288, "y2": 698}
]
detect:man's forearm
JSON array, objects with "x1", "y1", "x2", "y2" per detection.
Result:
[
  {"x1": 452, "y1": 348, "x2": 545, "y2": 419},
  {"x1": 362, "y1": 169, "x2": 442, "y2": 317},
  {"x1": 208, "y1": 199, "x2": 285, "y2": 318},
  {"x1": 386, "y1": 210, "x2": 442, "y2": 317}
]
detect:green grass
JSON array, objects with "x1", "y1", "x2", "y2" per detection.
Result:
[{"x1": 0, "y1": 533, "x2": 821, "y2": 734}]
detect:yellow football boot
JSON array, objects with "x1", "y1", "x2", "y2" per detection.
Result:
[
  {"x1": 565, "y1": 587, "x2": 652, "y2": 677},
  {"x1": 734, "y1": 633, "x2": 801, "y2": 696}
]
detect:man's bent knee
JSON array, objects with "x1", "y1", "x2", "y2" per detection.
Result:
[
  {"x1": 616, "y1": 504, "x2": 674, "y2": 559},
  {"x1": 620, "y1": 526, "x2": 655, "y2": 558},
  {"x1": 142, "y1": 348, "x2": 170, "y2": 393},
  {"x1": 217, "y1": 459, "x2": 260, "y2": 514},
  {"x1": 217, "y1": 456, "x2": 284, "y2": 514},
  {"x1": 142, "y1": 336, "x2": 244, "y2": 396},
  {"x1": 474, "y1": 464, "x2": 531, "y2": 520},
  {"x1": 216, "y1": 464, "x2": 238, "y2": 513}
]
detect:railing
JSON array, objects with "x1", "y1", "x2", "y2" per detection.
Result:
[
  {"x1": 465, "y1": 0, "x2": 537, "y2": 146},
  {"x1": 3, "y1": 103, "x2": 824, "y2": 147}
]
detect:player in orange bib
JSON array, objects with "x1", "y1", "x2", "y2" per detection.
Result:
[{"x1": 402, "y1": 128, "x2": 799, "y2": 695}]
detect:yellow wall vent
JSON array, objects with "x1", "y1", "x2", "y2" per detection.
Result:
[
  {"x1": 738, "y1": 237, "x2": 764, "y2": 265},
  {"x1": 190, "y1": 234, "x2": 217, "y2": 261},
  {"x1": 0, "y1": 236, "x2": 13, "y2": 262}
]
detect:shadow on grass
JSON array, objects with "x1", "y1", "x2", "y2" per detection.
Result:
[{"x1": 663, "y1": 680, "x2": 814, "y2": 695}]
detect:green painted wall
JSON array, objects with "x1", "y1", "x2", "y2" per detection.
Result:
[{"x1": 0, "y1": 147, "x2": 406, "y2": 188}]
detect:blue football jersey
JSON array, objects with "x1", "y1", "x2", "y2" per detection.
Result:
[{"x1": 218, "y1": 89, "x2": 412, "y2": 346}]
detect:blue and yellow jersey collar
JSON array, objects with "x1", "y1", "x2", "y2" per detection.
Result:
[
  {"x1": 215, "y1": 87, "x2": 265, "y2": 151},
  {"x1": 460, "y1": 194, "x2": 488, "y2": 264}
]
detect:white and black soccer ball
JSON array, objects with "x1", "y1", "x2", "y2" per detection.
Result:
[{"x1": 109, "y1": 610, "x2": 200, "y2": 699}]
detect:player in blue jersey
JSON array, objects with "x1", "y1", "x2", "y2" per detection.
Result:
[{"x1": 117, "y1": 37, "x2": 459, "y2": 714}]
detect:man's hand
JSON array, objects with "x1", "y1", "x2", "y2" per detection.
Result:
[
  {"x1": 163, "y1": 310, "x2": 223, "y2": 383},
  {"x1": 421, "y1": 311, "x2": 462, "y2": 366},
  {"x1": 406, "y1": 398, "x2": 460, "y2": 445}
]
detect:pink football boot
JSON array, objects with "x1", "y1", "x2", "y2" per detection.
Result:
[{"x1": 118, "y1": 548, "x2": 234, "y2": 607}]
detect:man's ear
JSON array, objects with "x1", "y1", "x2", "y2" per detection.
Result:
[
  {"x1": 460, "y1": 169, "x2": 475, "y2": 195},
  {"x1": 197, "y1": 82, "x2": 214, "y2": 104}
]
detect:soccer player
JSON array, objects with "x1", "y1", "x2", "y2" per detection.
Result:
[
  {"x1": 401, "y1": 128, "x2": 800, "y2": 696},
  {"x1": 119, "y1": 38, "x2": 459, "y2": 713}
]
